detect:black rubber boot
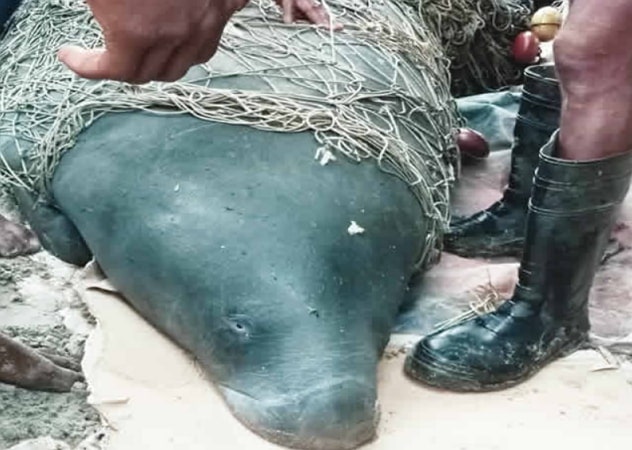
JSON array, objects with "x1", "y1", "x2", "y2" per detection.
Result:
[
  {"x1": 445, "y1": 64, "x2": 560, "y2": 258},
  {"x1": 0, "y1": 0, "x2": 22, "y2": 30},
  {"x1": 533, "y1": 1, "x2": 556, "y2": 9},
  {"x1": 405, "y1": 133, "x2": 632, "y2": 392}
]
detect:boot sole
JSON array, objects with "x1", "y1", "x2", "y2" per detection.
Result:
[
  {"x1": 444, "y1": 239, "x2": 524, "y2": 259},
  {"x1": 404, "y1": 332, "x2": 588, "y2": 393}
]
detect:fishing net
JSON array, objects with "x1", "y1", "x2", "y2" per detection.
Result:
[
  {"x1": 411, "y1": 0, "x2": 533, "y2": 96},
  {"x1": 0, "y1": 0, "x2": 461, "y2": 268}
]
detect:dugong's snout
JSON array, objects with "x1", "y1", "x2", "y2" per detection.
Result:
[{"x1": 220, "y1": 378, "x2": 378, "y2": 450}]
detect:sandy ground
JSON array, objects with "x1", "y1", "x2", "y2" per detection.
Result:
[{"x1": 0, "y1": 194, "x2": 104, "y2": 450}]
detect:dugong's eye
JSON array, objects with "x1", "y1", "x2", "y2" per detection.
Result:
[{"x1": 224, "y1": 315, "x2": 252, "y2": 340}]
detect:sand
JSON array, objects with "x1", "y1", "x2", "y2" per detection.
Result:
[{"x1": 0, "y1": 195, "x2": 102, "y2": 450}]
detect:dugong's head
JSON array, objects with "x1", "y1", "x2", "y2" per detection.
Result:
[
  {"x1": 179, "y1": 181, "x2": 422, "y2": 449},
  {"x1": 193, "y1": 245, "x2": 414, "y2": 450},
  {"x1": 211, "y1": 304, "x2": 382, "y2": 449}
]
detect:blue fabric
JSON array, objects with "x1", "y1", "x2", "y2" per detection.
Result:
[
  {"x1": 456, "y1": 89, "x2": 521, "y2": 153},
  {"x1": 0, "y1": 0, "x2": 21, "y2": 29}
]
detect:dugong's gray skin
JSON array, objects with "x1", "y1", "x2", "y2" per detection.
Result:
[{"x1": 12, "y1": 110, "x2": 429, "y2": 449}]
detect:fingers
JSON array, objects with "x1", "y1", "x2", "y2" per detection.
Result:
[
  {"x1": 193, "y1": 32, "x2": 223, "y2": 67},
  {"x1": 58, "y1": 46, "x2": 120, "y2": 81},
  {"x1": 58, "y1": 40, "x2": 156, "y2": 83},
  {"x1": 192, "y1": 13, "x2": 227, "y2": 67},
  {"x1": 134, "y1": 41, "x2": 180, "y2": 83},
  {"x1": 58, "y1": 0, "x2": 341, "y2": 84},
  {"x1": 158, "y1": 39, "x2": 206, "y2": 82},
  {"x1": 282, "y1": 0, "x2": 295, "y2": 24},
  {"x1": 282, "y1": 0, "x2": 343, "y2": 30},
  {"x1": 295, "y1": 0, "x2": 329, "y2": 28},
  {"x1": 158, "y1": 16, "x2": 225, "y2": 81},
  {"x1": 58, "y1": 15, "x2": 227, "y2": 83},
  {"x1": 58, "y1": 38, "x2": 208, "y2": 84}
]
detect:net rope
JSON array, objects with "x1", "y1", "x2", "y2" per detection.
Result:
[
  {"x1": 412, "y1": 0, "x2": 532, "y2": 96},
  {"x1": 0, "y1": 0, "x2": 461, "y2": 268}
]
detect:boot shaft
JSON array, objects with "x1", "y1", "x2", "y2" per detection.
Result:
[
  {"x1": 522, "y1": 64, "x2": 560, "y2": 108},
  {"x1": 1, "y1": 0, "x2": 22, "y2": 29},
  {"x1": 506, "y1": 64, "x2": 561, "y2": 202},
  {"x1": 516, "y1": 133, "x2": 632, "y2": 320}
]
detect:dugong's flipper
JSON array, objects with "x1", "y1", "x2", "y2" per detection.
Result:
[
  {"x1": 13, "y1": 187, "x2": 92, "y2": 266},
  {"x1": 0, "y1": 136, "x2": 92, "y2": 265}
]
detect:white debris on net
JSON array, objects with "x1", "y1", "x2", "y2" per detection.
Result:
[
  {"x1": 347, "y1": 221, "x2": 365, "y2": 235},
  {"x1": 314, "y1": 146, "x2": 337, "y2": 166}
]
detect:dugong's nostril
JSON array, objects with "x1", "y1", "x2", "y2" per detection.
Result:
[{"x1": 221, "y1": 379, "x2": 378, "y2": 450}]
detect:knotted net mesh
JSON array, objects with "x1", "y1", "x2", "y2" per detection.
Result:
[
  {"x1": 0, "y1": 0, "x2": 464, "y2": 267},
  {"x1": 414, "y1": 0, "x2": 532, "y2": 96}
]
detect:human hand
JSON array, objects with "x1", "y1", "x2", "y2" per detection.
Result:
[
  {"x1": 275, "y1": 0, "x2": 342, "y2": 30},
  {"x1": 58, "y1": 0, "x2": 248, "y2": 83}
]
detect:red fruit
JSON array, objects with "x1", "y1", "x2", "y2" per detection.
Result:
[
  {"x1": 457, "y1": 128, "x2": 490, "y2": 160},
  {"x1": 512, "y1": 31, "x2": 540, "y2": 64}
]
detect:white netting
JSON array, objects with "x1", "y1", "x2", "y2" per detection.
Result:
[{"x1": 0, "y1": 0, "x2": 461, "y2": 267}]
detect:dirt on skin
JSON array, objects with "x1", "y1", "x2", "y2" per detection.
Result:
[{"x1": 0, "y1": 193, "x2": 103, "y2": 450}]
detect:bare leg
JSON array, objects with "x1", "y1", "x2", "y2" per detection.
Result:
[
  {"x1": 0, "y1": 214, "x2": 40, "y2": 257},
  {"x1": 0, "y1": 331, "x2": 82, "y2": 392},
  {"x1": 556, "y1": 0, "x2": 632, "y2": 160}
]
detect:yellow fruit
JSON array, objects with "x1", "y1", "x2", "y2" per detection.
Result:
[{"x1": 530, "y1": 6, "x2": 562, "y2": 42}]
